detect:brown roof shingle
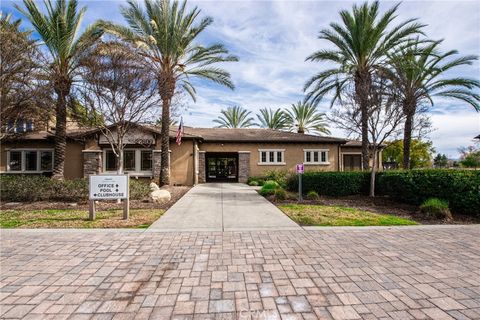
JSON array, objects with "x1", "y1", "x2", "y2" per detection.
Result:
[{"x1": 182, "y1": 127, "x2": 346, "y2": 143}]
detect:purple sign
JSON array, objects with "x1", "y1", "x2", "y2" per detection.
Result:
[{"x1": 296, "y1": 163, "x2": 304, "y2": 174}]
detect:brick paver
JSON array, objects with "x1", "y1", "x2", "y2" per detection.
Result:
[{"x1": 1, "y1": 226, "x2": 479, "y2": 319}]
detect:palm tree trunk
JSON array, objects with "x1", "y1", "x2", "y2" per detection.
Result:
[
  {"x1": 52, "y1": 89, "x2": 68, "y2": 180},
  {"x1": 403, "y1": 110, "x2": 414, "y2": 170},
  {"x1": 159, "y1": 96, "x2": 171, "y2": 186},
  {"x1": 355, "y1": 71, "x2": 371, "y2": 170}
]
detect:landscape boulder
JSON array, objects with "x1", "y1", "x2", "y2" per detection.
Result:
[{"x1": 149, "y1": 182, "x2": 171, "y2": 204}]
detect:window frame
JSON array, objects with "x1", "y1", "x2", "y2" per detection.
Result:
[
  {"x1": 258, "y1": 149, "x2": 286, "y2": 166},
  {"x1": 102, "y1": 148, "x2": 153, "y2": 176},
  {"x1": 303, "y1": 149, "x2": 330, "y2": 165},
  {"x1": 6, "y1": 149, "x2": 54, "y2": 173}
]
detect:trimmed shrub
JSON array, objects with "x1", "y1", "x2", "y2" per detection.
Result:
[
  {"x1": 306, "y1": 191, "x2": 319, "y2": 200},
  {"x1": 420, "y1": 198, "x2": 452, "y2": 220},
  {"x1": 262, "y1": 180, "x2": 280, "y2": 190},
  {"x1": 247, "y1": 176, "x2": 265, "y2": 186},
  {"x1": 0, "y1": 175, "x2": 150, "y2": 202},
  {"x1": 286, "y1": 171, "x2": 370, "y2": 196},
  {"x1": 248, "y1": 180, "x2": 259, "y2": 186},
  {"x1": 376, "y1": 170, "x2": 479, "y2": 216}
]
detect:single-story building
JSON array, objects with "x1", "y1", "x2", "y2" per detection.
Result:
[{"x1": 0, "y1": 123, "x2": 381, "y2": 185}]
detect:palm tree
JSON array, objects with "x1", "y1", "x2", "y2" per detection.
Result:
[
  {"x1": 388, "y1": 40, "x2": 479, "y2": 169},
  {"x1": 16, "y1": 0, "x2": 102, "y2": 179},
  {"x1": 256, "y1": 108, "x2": 287, "y2": 129},
  {"x1": 285, "y1": 101, "x2": 330, "y2": 135},
  {"x1": 304, "y1": 1, "x2": 424, "y2": 169},
  {"x1": 100, "y1": 0, "x2": 237, "y2": 186},
  {"x1": 213, "y1": 106, "x2": 256, "y2": 128}
]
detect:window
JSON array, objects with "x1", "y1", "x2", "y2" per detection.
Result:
[
  {"x1": 25, "y1": 151, "x2": 37, "y2": 171},
  {"x1": 258, "y1": 149, "x2": 285, "y2": 165},
  {"x1": 103, "y1": 149, "x2": 153, "y2": 175},
  {"x1": 124, "y1": 150, "x2": 136, "y2": 171},
  {"x1": 6, "y1": 120, "x2": 34, "y2": 133},
  {"x1": 7, "y1": 150, "x2": 53, "y2": 172},
  {"x1": 304, "y1": 149, "x2": 329, "y2": 165},
  {"x1": 141, "y1": 151, "x2": 152, "y2": 171},
  {"x1": 9, "y1": 151, "x2": 22, "y2": 171},
  {"x1": 105, "y1": 150, "x2": 118, "y2": 171}
]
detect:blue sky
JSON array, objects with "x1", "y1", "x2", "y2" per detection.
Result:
[{"x1": 2, "y1": 0, "x2": 480, "y2": 158}]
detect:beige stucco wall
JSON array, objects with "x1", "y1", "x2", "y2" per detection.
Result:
[
  {"x1": 0, "y1": 140, "x2": 84, "y2": 179},
  {"x1": 198, "y1": 142, "x2": 341, "y2": 177},
  {"x1": 169, "y1": 140, "x2": 195, "y2": 186}
]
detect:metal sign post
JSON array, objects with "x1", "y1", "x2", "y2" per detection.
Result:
[
  {"x1": 89, "y1": 174, "x2": 129, "y2": 221},
  {"x1": 296, "y1": 164, "x2": 304, "y2": 201}
]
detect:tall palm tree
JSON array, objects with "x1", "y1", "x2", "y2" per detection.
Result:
[
  {"x1": 16, "y1": 0, "x2": 102, "y2": 179},
  {"x1": 100, "y1": 0, "x2": 238, "y2": 186},
  {"x1": 256, "y1": 108, "x2": 287, "y2": 129},
  {"x1": 304, "y1": 1, "x2": 424, "y2": 169},
  {"x1": 213, "y1": 106, "x2": 256, "y2": 128},
  {"x1": 388, "y1": 40, "x2": 479, "y2": 169},
  {"x1": 285, "y1": 102, "x2": 330, "y2": 135}
]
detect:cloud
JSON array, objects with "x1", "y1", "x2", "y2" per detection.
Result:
[{"x1": 2, "y1": 0, "x2": 479, "y2": 156}]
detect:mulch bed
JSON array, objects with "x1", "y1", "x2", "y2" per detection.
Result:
[
  {"x1": 275, "y1": 194, "x2": 480, "y2": 225},
  {"x1": 1, "y1": 186, "x2": 191, "y2": 212}
]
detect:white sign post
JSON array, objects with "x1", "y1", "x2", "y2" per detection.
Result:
[
  {"x1": 296, "y1": 164, "x2": 304, "y2": 201},
  {"x1": 89, "y1": 174, "x2": 129, "y2": 221}
]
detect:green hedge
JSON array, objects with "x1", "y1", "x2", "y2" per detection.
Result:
[
  {"x1": 286, "y1": 170, "x2": 479, "y2": 216},
  {"x1": 376, "y1": 170, "x2": 479, "y2": 216},
  {"x1": 0, "y1": 175, "x2": 150, "y2": 202},
  {"x1": 286, "y1": 171, "x2": 370, "y2": 196}
]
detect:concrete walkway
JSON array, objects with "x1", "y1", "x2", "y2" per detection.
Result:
[{"x1": 148, "y1": 183, "x2": 300, "y2": 231}]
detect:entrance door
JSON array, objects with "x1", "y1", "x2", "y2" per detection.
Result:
[
  {"x1": 206, "y1": 153, "x2": 238, "y2": 182},
  {"x1": 343, "y1": 154, "x2": 362, "y2": 171}
]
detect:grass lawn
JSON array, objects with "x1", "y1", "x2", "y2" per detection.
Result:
[
  {"x1": 0, "y1": 208, "x2": 164, "y2": 229},
  {"x1": 278, "y1": 204, "x2": 417, "y2": 226}
]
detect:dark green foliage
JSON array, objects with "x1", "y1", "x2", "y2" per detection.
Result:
[
  {"x1": 419, "y1": 198, "x2": 452, "y2": 220},
  {"x1": 0, "y1": 175, "x2": 150, "y2": 202},
  {"x1": 286, "y1": 172, "x2": 370, "y2": 196},
  {"x1": 247, "y1": 176, "x2": 265, "y2": 186},
  {"x1": 285, "y1": 170, "x2": 479, "y2": 216},
  {"x1": 306, "y1": 191, "x2": 320, "y2": 200},
  {"x1": 377, "y1": 170, "x2": 479, "y2": 216}
]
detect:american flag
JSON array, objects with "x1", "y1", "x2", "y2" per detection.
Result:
[{"x1": 176, "y1": 117, "x2": 184, "y2": 145}]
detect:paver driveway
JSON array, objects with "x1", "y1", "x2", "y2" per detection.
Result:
[
  {"x1": 1, "y1": 226, "x2": 479, "y2": 319},
  {"x1": 148, "y1": 183, "x2": 300, "y2": 231}
]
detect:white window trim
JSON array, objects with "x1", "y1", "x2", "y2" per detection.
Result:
[
  {"x1": 257, "y1": 149, "x2": 286, "y2": 166},
  {"x1": 6, "y1": 149, "x2": 54, "y2": 173},
  {"x1": 103, "y1": 148, "x2": 153, "y2": 176},
  {"x1": 303, "y1": 149, "x2": 330, "y2": 165}
]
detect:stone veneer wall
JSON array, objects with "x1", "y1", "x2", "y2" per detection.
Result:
[
  {"x1": 152, "y1": 151, "x2": 162, "y2": 181},
  {"x1": 82, "y1": 151, "x2": 102, "y2": 177},
  {"x1": 198, "y1": 151, "x2": 206, "y2": 183},
  {"x1": 238, "y1": 151, "x2": 250, "y2": 183}
]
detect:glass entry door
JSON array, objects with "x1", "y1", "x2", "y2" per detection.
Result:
[{"x1": 206, "y1": 153, "x2": 238, "y2": 182}]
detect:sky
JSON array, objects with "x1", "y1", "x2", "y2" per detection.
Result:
[{"x1": 2, "y1": 0, "x2": 480, "y2": 158}]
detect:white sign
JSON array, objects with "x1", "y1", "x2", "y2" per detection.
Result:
[
  {"x1": 89, "y1": 175, "x2": 129, "y2": 200},
  {"x1": 296, "y1": 163, "x2": 304, "y2": 174}
]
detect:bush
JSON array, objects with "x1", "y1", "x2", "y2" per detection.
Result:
[
  {"x1": 420, "y1": 198, "x2": 452, "y2": 220},
  {"x1": 306, "y1": 191, "x2": 319, "y2": 200},
  {"x1": 262, "y1": 180, "x2": 280, "y2": 191},
  {"x1": 274, "y1": 188, "x2": 287, "y2": 201},
  {"x1": 286, "y1": 171, "x2": 370, "y2": 196},
  {"x1": 263, "y1": 169, "x2": 289, "y2": 187},
  {"x1": 248, "y1": 180, "x2": 259, "y2": 186},
  {"x1": 377, "y1": 170, "x2": 479, "y2": 216},
  {"x1": 247, "y1": 176, "x2": 265, "y2": 186},
  {"x1": 0, "y1": 175, "x2": 150, "y2": 202},
  {"x1": 285, "y1": 169, "x2": 479, "y2": 217}
]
